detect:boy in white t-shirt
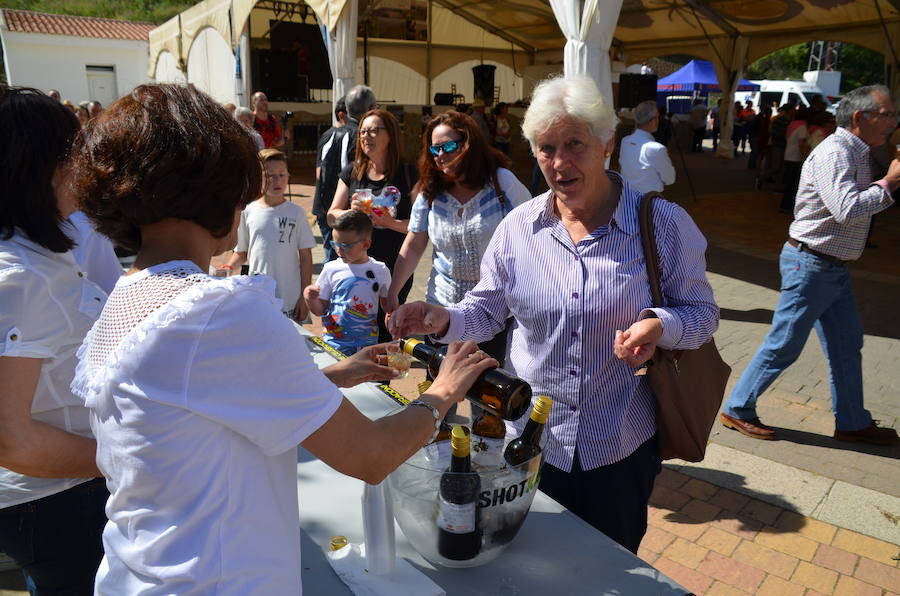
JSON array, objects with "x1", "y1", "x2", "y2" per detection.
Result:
[
  {"x1": 304, "y1": 210, "x2": 390, "y2": 355},
  {"x1": 226, "y1": 149, "x2": 315, "y2": 321}
]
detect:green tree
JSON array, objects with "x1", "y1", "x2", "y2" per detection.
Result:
[
  {"x1": 746, "y1": 42, "x2": 886, "y2": 94},
  {"x1": 1, "y1": 0, "x2": 193, "y2": 24}
]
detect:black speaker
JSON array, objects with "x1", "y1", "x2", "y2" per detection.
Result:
[
  {"x1": 434, "y1": 92, "x2": 455, "y2": 105},
  {"x1": 251, "y1": 49, "x2": 298, "y2": 102},
  {"x1": 472, "y1": 64, "x2": 496, "y2": 104},
  {"x1": 618, "y1": 73, "x2": 657, "y2": 109}
]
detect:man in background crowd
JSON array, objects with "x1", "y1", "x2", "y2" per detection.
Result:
[
  {"x1": 251, "y1": 91, "x2": 284, "y2": 148},
  {"x1": 721, "y1": 84, "x2": 900, "y2": 446},
  {"x1": 312, "y1": 85, "x2": 376, "y2": 263},
  {"x1": 619, "y1": 100, "x2": 676, "y2": 194}
]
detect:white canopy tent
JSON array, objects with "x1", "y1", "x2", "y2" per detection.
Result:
[{"x1": 149, "y1": 0, "x2": 900, "y2": 152}]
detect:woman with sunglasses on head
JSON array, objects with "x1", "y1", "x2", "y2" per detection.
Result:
[
  {"x1": 327, "y1": 109, "x2": 417, "y2": 342},
  {"x1": 384, "y1": 111, "x2": 530, "y2": 365}
]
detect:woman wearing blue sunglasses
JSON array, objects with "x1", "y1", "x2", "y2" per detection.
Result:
[{"x1": 384, "y1": 110, "x2": 530, "y2": 366}]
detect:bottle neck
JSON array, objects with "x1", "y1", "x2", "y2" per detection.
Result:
[
  {"x1": 449, "y1": 453, "x2": 471, "y2": 472},
  {"x1": 411, "y1": 343, "x2": 443, "y2": 368},
  {"x1": 520, "y1": 417, "x2": 544, "y2": 444}
]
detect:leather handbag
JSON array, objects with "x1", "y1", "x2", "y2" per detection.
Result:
[{"x1": 638, "y1": 192, "x2": 731, "y2": 462}]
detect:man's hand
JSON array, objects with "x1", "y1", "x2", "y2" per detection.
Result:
[
  {"x1": 386, "y1": 301, "x2": 450, "y2": 339},
  {"x1": 885, "y1": 158, "x2": 900, "y2": 191},
  {"x1": 614, "y1": 318, "x2": 663, "y2": 368},
  {"x1": 323, "y1": 343, "x2": 400, "y2": 388}
]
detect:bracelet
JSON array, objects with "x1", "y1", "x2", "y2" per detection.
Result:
[{"x1": 408, "y1": 399, "x2": 441, "y2": 444}]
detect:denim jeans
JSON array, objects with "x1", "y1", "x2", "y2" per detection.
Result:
[
  {"x1": 0, "y1": 478, "x2": 108, "y2": 595},
  {"x1": 724, "y1": 243, "x2": 870, "y2": 431},
  {"x1": 317, "y1": 214, "x2": 336, "y2": 265}
]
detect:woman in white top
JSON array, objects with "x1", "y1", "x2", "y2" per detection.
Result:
[
  {"x1": 68, "y1": 83, "x2": 495, "y2": 595},
  {"x1": 0, "y1": 87, "x2": 109, "y2": 593},
  {"x1": 385, "y1": 110, "x2": 530, "y2": 364}
]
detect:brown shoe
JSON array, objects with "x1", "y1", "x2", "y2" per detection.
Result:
[
  {"x1": 720, "y1": 413, "x2": 777, "y2": 440},
  {"x1": 834, "y1": 421, "x2": 898, "y2": 446}
]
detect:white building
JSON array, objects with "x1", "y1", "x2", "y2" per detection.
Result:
[{"x1": 0, "y1": 8, "x2": 155, "y2": 106}]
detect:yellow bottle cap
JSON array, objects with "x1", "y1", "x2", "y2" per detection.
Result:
[
  {"x1": 532, "y1": 396, "x2": 553, "y2": 424},
  {"x1": 401, "y1": 337, "x2": 422, "y2": 355},
  {"x1": 450, "y1": 425, "x2": 471, "y2": 456},
  {"x1": 330, "y1": 535, "x2": 349, "y2": 551}
]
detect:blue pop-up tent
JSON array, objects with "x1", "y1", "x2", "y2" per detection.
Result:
[
  {"x1": 657, "y1": 59, "x2": 759, "y2": 114},
  {"x1": 657, "y1": 59, "x2": 759, "y2": 92}
]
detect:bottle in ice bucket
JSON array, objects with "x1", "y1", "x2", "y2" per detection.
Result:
[
  {"x1": 437, "y1": 426, "x2": 482, "y2": 560},
  {"x1": 399, "y1": 338, "x2": 532, "y2": 421},
  {"x1": 471, "y1": 411, "x2": 505, "y2": 468},
  {"x1": 504, "y1": 396, "x2": 553, "y2": 467}
]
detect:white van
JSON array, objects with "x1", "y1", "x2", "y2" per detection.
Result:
[{"x1": 739, "y1": 80, "x2": 834, "y2": 113}]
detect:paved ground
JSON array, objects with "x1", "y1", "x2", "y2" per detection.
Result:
[{"x1": 3, "y1": 141, "x2": 897, "y2": 595}]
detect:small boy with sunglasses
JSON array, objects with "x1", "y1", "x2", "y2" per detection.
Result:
[{"x1": 303, "y1": 210, "x2": 391, "y2": 355}]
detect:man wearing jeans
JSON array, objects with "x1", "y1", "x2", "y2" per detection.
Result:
[{"x1": 721, "y1": 84, "x2": 900, "y2": 446}]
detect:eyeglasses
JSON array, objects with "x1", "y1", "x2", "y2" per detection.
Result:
[
  {"x1": 428, "y1": 140, "x2": 460, "y2": 156},
  {"x1": 330, "y1": 239, "x2": 364, "y2": 250},
  {"x1": 864, "y1": 110, "x2": 899, "y2": 121},
  {"x1": 358, "y1": 127, "x2": 386, "y2": 137},
  {"x1": 366, "y1": 269, "x2": 380, "y2": 292}
]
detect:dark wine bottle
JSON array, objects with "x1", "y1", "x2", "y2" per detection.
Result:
[
  {"x1": 400, "y1": 338, "x2": 532, "y2": 421},
  {"x1": 437, "y1": 426, "x2": 482, "y2": 560},
  {"x1": 503, "y1": 396, "x2": 553, "y2": 466}
]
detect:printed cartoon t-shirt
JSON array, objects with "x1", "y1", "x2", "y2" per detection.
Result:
[{"x1": 316, "y1": 257, "x2": 390, "y2": 354}]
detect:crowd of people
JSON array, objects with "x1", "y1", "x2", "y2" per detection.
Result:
[{"x1": 0, "y1": 75, "x2": 896, "y2": 594}]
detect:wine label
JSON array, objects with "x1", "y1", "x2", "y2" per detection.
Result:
[
  {"x1": 437, "y1": 499, "x2": 476, "y2": 534},
  {"x1": 471, "y1": 436, "x2": 505, "y2": 469}
]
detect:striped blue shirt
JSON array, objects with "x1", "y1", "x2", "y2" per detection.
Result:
[
  {"x1": 790, "y1": 127, "x2": 894, "y2": 261},
  {"x1": 441, "y1": 173, "x2": 719, "y2": 471}
]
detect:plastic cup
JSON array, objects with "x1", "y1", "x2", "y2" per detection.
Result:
[
  {"x1": 385, "y1": 342, "x2": 411, "y2": 379},
  {"x1": 356, "y1": 189, "x2": 373, "y2": 214}
]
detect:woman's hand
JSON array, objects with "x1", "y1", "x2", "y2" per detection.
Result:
[
  {"x1": 382, "y1": 292, "x2": 400, "y2": 314},
  {"x1": 369, "y1": 206, "x2": 396, "y2": 228},
  {"x1": 349, "y1": 193, "x2": 366, "y2": 212},
  {"x1": 614, "y1": 318, "x2": 663, "y2": 368},
  {"x1": 322, "y1": 343, "x2": 400, "y2": 388},
  {"x1": 427, "y1": 341, "x2": 498, "y2": 405},
  {"x1": 386, "y1": 301, "x2": 450, "y2": 339}
]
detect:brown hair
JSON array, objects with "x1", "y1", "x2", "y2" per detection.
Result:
[
  {"x1": 352, "y1": 109, "x2": 401, "y2": 181},
  {"x1": 72, "y1": 84, "x2": 263, "y2": 251},
  {"x1": 415, "y1": 111, "x2": 510, "y2": 204},
  {"x1": 259, "y1": 148, "x2": 287, "y2": 164}
]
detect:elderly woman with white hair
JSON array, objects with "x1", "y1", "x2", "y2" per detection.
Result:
[
  {"x1": 389, "y1": 75, "x2": 719, "y2": 553},
  {"x1": 234, "y1": 106, "x2": 265, "y2": 151}
]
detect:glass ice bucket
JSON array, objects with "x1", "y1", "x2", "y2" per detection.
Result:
[{"x1": 387, "y1": 425, "x2": 546, "y2": 568}]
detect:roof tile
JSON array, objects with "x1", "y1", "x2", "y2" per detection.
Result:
[{"x1": 2, "y1": 8, "x2": 154, "y2": 42}]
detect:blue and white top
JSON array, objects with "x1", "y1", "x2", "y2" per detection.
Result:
[{"x1": 409, "y1": 167, "x2": 530, "y2": 306}]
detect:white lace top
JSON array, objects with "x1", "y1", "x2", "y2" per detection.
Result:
[{"x1": 72, "y1": 260, "x2": 343, "y2": 595}]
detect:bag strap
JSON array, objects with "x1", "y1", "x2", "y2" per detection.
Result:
[
  {"x1": 491, "y1": 170, "x2": 508, "y2": 214},
  {"x1": 638, "y1": 191, "x2": 665, "y2": 308}
]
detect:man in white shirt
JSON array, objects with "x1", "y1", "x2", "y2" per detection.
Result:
[{"x1": 619, "y1": 100, "x2": 676, "y2": 194}]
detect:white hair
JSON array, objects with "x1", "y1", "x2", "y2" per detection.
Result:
[
  {"x1": 234, "y1": 106, "x2": 253, "y2": 120},
  {"x1": 633, "y1": 100, "x2": 659, "y2": 126},
  {"x1": 522, "y1": 75, "x2": 618, "y2": 150}
]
